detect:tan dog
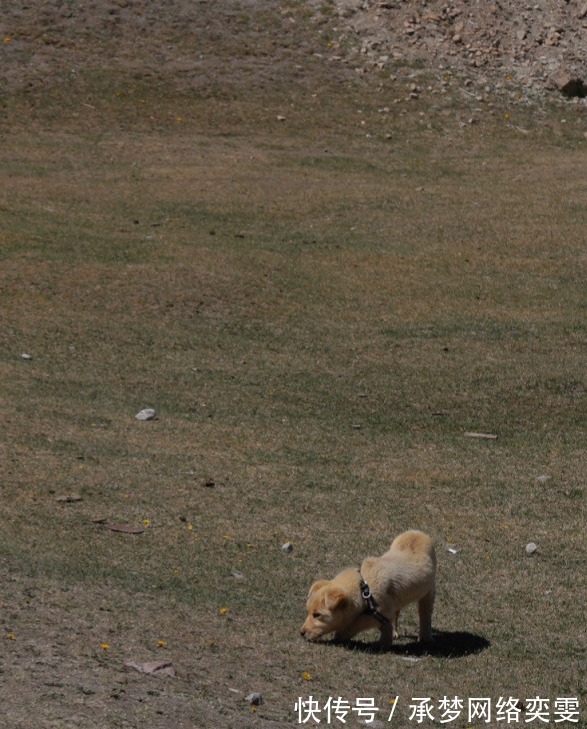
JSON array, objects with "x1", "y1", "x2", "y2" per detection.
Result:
[{"x1": 300, "y1": 530, "x2": 436, "y2": 649}]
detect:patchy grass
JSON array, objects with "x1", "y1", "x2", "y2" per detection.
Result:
[{"x1": 1, "y1": 2, "x2": 586, "y2": 728}]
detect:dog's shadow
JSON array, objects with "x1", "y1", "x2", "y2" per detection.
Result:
[{"x1": 328, "y1": 630, "x2": 490, "y2": 659}]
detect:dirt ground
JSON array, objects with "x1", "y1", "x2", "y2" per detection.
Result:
[{"x1": 0, "y1": 0, "x2": 340, "y2": 100}]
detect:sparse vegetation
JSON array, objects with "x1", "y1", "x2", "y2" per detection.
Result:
[{"x1": 0, "y1": 1, "x2": 586, "y2": 727}]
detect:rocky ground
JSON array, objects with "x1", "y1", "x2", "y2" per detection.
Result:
[
  {"x1": 1, "y1": 0, "x2": 585, "y2": 109},
  {"x1": 310, "y1": 0, "x2": 587, "y2": 103}
]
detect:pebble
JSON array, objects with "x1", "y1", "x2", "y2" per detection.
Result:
[
  {"x1": 536, "y1": 474, "x2": 551, "y2": 484},
  {"x1": 525, "y1": 542, "x2": 538, "y2": 554},
  {"x1": 20, "y1": 353, "x2": 33, "y2": 360},
  {"x1": 281, "y1": 542, "x2": 294, "y2": 554},
  {"x1": 135, "y1": 408, "x2": 157, "y2": 420},
  {"x1": 246, "y1": 692, "x2": 263, "y2": 706},
  {"x1": 125, "y1": 660, "x2": 176, "y2": 677}
]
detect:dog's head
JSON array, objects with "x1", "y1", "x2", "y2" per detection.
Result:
[{"x1": 300, "y1": 579, "x2": 354, "y2": 641}]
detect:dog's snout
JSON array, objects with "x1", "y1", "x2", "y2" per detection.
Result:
[{"x1": 300, "y1": 625, "x2": 313, "y2": 640}]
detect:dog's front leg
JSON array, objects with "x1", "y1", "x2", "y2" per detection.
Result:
[
  {"x1": 377, "y1": 620, "x2": 394, "y2": 651},
  {"x1": 334, "y1": 614, "x2": 378, "y2": 643}
]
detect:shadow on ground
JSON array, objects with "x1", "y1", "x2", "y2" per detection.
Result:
[{"x1": 324, "y1": 630, "x2": 491, "y2": 659}]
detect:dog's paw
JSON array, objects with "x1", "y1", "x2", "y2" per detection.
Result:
[{"x1": 419, "y1": 632, "x2": 434, "y2": 644}]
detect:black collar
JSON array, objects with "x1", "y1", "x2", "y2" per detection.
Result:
[{"x1": 359, "y1": 576, "x2": 390, "y2": 625}]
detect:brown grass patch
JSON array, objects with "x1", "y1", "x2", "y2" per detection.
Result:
[{"x1": 1, "y1": 2, "x2": 586, "y2": 727}]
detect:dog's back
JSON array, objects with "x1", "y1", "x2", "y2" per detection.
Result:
[
  {"x1": 389, "y1": 529, "x2": 436, "y2": 565},
  {"x1": 361, "y1": 530, "x2": 435, "y2": 608}
]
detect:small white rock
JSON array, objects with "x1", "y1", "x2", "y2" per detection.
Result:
[
  {"x1": 20, "y1": 353, "x2": 33, "y2": 360},
  {"x1": 447, "y1": 547, "x2": 459, "y2": 555},
  {"x1": 135, "y1": 408, "x2": 157, "y2": 421},
  {"x1": 246, "y1": 692, "x2": 263, "y2": 706},
  {"x1": 281, "y1": 542, "x2": 294, "y2": 554},
  {"x1": 526, "y1": 542, "x2": 538, "y2": 554},
  {"x1": 536, "y1": 474, "x2": 551, "y2": 484},
  {"x1": 125, "y1": 660, "x2": 175, "y2": 677}
]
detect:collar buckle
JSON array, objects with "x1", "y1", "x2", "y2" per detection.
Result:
[{"x1": 359, "y1": 576, "x2": 390, "y2": 625}]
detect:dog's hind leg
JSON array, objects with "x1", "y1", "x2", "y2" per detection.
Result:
[{"x1": 417, "y1": 590, "x2": 435, "y2": 642}]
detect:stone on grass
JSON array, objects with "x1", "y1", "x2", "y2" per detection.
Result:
[
  {"x1": 108, "y1": 523, "x2": 145, "y2": 535},
  {"x1": 135, "y1": 408, "x2": 157, "y2": 421},
  {"x1": 246, "y1": 692, "x2": 263, "y2": 706},
  {"x1": 525, "y1": 542, "x2": 538, "y2": 555},
  {"x1": 126, "y1": 660, "x2": 176, "y2": 677},
  {"x1": 550, "y1": 69, "x2": 585, "y2": 98},
  {"x1": 281, "y1": 542, "x2": 294, "y2": 554}
]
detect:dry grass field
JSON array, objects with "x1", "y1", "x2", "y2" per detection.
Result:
[{"x1": 1, "y1": 1, "x2": 586, "y2": 727}]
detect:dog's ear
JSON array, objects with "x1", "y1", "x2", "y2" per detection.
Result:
[
  {"x1": 325, "y1": 588, "x2": 348, "y2": 611},
  {"x1": 307, "y1": 580, "x2": 328, "y2": 599}
]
